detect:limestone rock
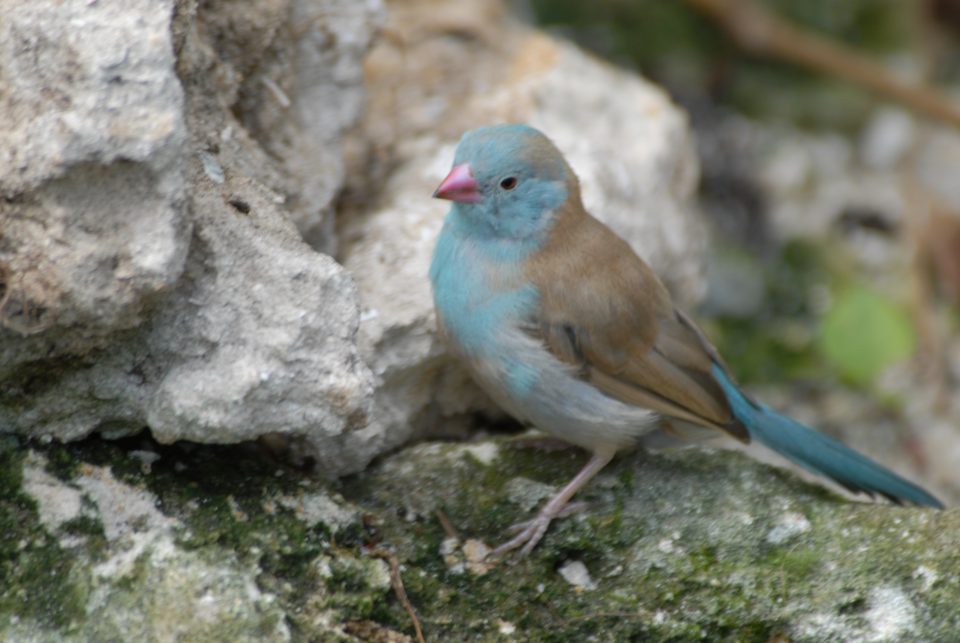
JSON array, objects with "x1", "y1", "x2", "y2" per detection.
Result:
[
  {"x1": 0, "y1": 0, "x2": 381, "y2": 476},
  {"x1": 0, "y1": 0, "x2": 189, "y2": 341},
  {"x1": 215, "y1": 0, "x2": 385, "y2": 250}
]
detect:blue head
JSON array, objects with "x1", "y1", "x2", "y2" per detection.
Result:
[{"x1": 433, "y1": 124, "x2": 576, "y2": 240}]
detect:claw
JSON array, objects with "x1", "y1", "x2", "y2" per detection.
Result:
[
  {"x1": 485, "y1": 452, "x2": 614, "y2": 560},
  {"x1": 489, "y1": 514, "x2": 553, "y2": 560}
]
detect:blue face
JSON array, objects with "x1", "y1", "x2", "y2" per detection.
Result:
[{"x1": 450, "y1": 124, "x2": 569, "y2": 240}]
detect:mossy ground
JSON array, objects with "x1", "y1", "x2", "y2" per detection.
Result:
[
  {"x1": 3, "y1": 431, "x2": 958, "y2": 641},
  {"x1": 346, "y1": 440, "x2": 960, "y2": 641},
  {"x1": 0, "y1": 437, "x2": 88, "y2": 632},
  {"x1": 0, "y1": 433, "x2": 385, "y2": 641}
]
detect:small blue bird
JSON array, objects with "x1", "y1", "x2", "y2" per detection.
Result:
[{"x1": 429, "y1": 124, "x2": 943, "y2": 558}]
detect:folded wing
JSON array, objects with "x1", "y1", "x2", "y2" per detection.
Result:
[{"x1": 525, "y1": 204, "x2": 749, "y2": 443}]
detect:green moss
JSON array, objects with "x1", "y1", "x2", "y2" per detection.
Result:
[
  {"x1": 764, "y1": 546, "x2": 821, "y2": 580},
  {"x1": 0, "y1": 446, "x2": 87, "y2": 631},
  {"x1": 129, "y1": 442, "x2": 362, "y2": 623},
  {"x1": 44, "y1": 441, "x2": 83, "y2": 481},
  {"x1": 0, "y1": 357, "x2": 98, "y2": 414},
  {"x1": 61, "y1": 513, "x2": 109, "y2": 559},
  {"x1": 341, "y1": 440, "x2": 960, "y2": 640},
  {"x1": 5, "y1": 433, "x2": 956, "y2": 640}
]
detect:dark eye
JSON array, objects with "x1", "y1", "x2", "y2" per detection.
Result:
[{"x1": 499, "y1": 177, "x2": 518, "y2": 190}]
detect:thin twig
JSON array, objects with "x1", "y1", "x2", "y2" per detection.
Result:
[
  {"x1": 684, "y1": 0, "x2": 960, "y2": 129},
  {"x1": 368, "y1": 548, "x2": 426, "y2": 643},
  {"x1": 434, "y1": 509, "x2": 460, "y2": 541}
]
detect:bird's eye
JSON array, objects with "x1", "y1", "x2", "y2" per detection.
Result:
[{"x1": 499, "y1": 177, "x2": 518, "y2": 190}]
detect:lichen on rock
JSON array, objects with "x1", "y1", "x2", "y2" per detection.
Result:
[
  {"x1": 346, "y1": 439, "x2": 960, "y2": 642},
  {"x1": 4, "y1": 428, "x2": 959, "y2": 640}
]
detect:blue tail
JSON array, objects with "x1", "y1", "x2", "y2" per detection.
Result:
[{"x1": 712, "y1": 365, "x2": 943, "y2": 508}]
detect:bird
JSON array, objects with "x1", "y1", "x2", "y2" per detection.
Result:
[{"x1": 429, "y1": 123, "x2": 943, "y2": 559}]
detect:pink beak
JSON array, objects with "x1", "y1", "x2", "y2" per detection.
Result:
[{"x1": 433, "y1": 163, "x2": 481, "y2": 203}]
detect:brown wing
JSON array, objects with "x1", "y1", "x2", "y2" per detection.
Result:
[{"x1": 525, "y1": 204, "x2": 749, "y2": 443}]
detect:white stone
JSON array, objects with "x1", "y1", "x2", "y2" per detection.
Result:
[
  {"x1": 464, "y1": 443, "x2": 500, "y2": 466},
  {"x1": 21, "y1": 455, "x2": 85, "y2": 534},
  {"x1": 865, "y1": 586, "x2": 916, "y2": 642},
  {"x1": 558, "y1": 559, "x2": 597, "y2": 591},
  {"x1": 860, "y1": 108, "x2": 915, "y2": 170},
  {"x1": 766, "y1": 512, "x2": 812, "y2": 545},
  {"x1": 276, "y1": 491, "x2": 358, "y2": 534}
]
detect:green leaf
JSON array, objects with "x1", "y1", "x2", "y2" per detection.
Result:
[{"x1": 819, "y1": 287, "x2": 915, "y2": 385}]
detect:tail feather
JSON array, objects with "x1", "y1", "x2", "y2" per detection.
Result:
[{"x1": 712, "y1": 366, "x2": 943, "y2": 509}]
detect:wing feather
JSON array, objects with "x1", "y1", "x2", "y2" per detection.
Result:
[{"x1": 525, "y1": 204, "x2": 749, "y2": 443}]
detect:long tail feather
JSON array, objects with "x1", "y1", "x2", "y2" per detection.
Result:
[{"x1": 712, "y1": 366, "x2": 943, "y2": 508}]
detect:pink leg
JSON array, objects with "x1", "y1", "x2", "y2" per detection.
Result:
[{"x1": 489, "y1": 450, "x2": 615, "y2": 559}]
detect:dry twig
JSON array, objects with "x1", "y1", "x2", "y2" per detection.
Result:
[
  {"x1": 434, "y1": 510, "x2": 460, "y2": 541},
  {"x1": 368, "y1": 548, "x2": 427, "y2": 643},
  {"x1": 684, "y1": 0, "x2": 960, "y2": 129}
]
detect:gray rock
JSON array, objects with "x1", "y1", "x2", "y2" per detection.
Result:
[
  {"x1": 0, "y1": 0, "x2": 381, "y2": 476},
  {"x1": 143, "y1": 165, "x2": 374, "y2": 470},
  {"x1": 859, "y1": 107, "x2": 915, "y2": 171},
  {"x1": 219, "y1": 0, "x2": 384, "y2": 251},
  {"x1": 0, "y1": 0, "x2": 190, "y2": 339}
]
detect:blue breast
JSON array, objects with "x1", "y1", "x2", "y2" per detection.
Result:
[{"x1": 430, "y1": 212, "x2": 542, "y2": 398}]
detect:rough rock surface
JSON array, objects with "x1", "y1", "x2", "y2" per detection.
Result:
[
  {"x1": 0, "y1": 0, "x2": 189, "y2": 340},
  {"x1": 0, "y1": 0, "x2": 381, "y2": 474},
  {"x1": 1, "y1": 436, "x2": 378, "y2": 641},
  {"x1": 339, "y1": 0, "x2": 707, "y2": 456},
  {"x1": 219, "y1": 0, "x2": 385, "y2": 250},
  {"x1": 4, "y1": 435, "x2": 958, "y2": 641},
  {"x1": 353, "y1": 440, "x2": 960, "y2": 641}
]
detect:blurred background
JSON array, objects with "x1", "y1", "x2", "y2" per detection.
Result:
[{"x1": 505, "y1": 0, "x2": 960, "y2": 501}]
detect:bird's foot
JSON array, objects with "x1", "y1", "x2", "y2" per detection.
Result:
[
  {"x1": 488, "y1": 513, "x2": 552, "y2": 560},
  {"x1": 488, "y1": 502, "x2": 589, "y2": 560},
  {"x1": 484, "y1": 451, "x2": 615, "y2": 562},
  {"x1": 503, "y1": 501, "x2": 589, "y2": 535}
]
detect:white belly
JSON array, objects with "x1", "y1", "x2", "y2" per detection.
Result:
[{"x1": 457, "y1": 323, "x2": 659, "y2": 453}]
